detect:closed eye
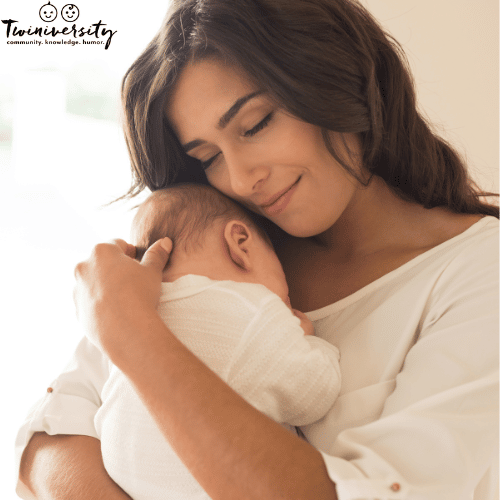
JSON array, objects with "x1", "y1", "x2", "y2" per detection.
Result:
[
  {"x1": 243, "y1": 112, "x2": 273, "y2": 137},
  {"x1": 201, "y1": 152, "x2": 221, "y2": 170},
  {"x1": 200, "y1": 112, "x2": 274, "y2": 170}
]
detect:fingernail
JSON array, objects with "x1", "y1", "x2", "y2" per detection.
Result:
[{"x1": 160, "y1": 237, "x2": 173, "y2": 252}]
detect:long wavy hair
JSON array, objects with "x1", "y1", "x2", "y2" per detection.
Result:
[{"x1": 121, "y1": 0, "x2": 498, "y2": 218}]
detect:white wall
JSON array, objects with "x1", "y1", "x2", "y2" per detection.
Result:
[
  {"x1": 0, "y1": 1, "x2": 497, "y2": 498},
  {"x1": 0, "y1": 1, "x2": 167, "y2": 497},
  {"x1": 362, "y1": 0, "x2": 498, "y2": 192}
]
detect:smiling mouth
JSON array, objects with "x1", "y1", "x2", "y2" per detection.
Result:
[
  {"x1": 259, "y1": 176, "x2": 301, "y2": 215},
  {"x1": 261, "y1": 177, "x2": 301, "y2": 208}
]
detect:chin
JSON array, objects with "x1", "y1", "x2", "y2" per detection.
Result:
[{"x1": 277, "y1": 219, "x2": 333, "y2": 239}]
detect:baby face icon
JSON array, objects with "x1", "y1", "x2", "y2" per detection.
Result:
[
  {"x1": 61, "y1": 4, "x2": 80, "y2": 22},
  {"x1": 39, "y1": 2, "x2": 57, "y2": 22}
]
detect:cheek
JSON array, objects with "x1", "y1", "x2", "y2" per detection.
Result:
[
  {"x1": 275, "y1": 170, "x2": 358, "y2": 237},
  {"x1": 260, "y1": 115, "x2": 324, "y2": 167},
  {"x1": 204, "y1": 162, "x2": 253, "y2": 212},
  {"x1": 271, "y1": 259, "x2": 289, "y2": 296},
  {"x1": 204, "y1": 167, "x2": 233, "y2": 202}
]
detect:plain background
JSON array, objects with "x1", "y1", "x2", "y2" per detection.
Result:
[{"x1": 0, "y1": 1, "x2": 498, "y2": 498}]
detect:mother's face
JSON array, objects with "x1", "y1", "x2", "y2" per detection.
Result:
[{"x1": 167, "y1": 58, "x2": 362, "y2": 238}]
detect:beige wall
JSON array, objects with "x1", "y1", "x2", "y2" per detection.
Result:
[{"x1": 361, "y1": 0, "x2": 499, "y2": 192}]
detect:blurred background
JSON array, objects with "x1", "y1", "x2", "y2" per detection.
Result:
[{"x1": 0, "y1": 0, "x2": 497, "y2": 497}]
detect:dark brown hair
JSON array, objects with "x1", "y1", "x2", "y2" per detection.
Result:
[
  {"x1": 133, "y1": 183, "x2": 272, "y2": 260},
  {"x1": 122, "y1": 0, "x2": 498, "y2": 218}
]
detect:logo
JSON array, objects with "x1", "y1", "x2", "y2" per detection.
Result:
[
  {"x1": 3, "y1": 2, "x2": 117, "y2": 49},
  {"x1": 61, "y1": 4, "x2": 79, "y2": 23},
  {"x1": 39, "y1": 2, "x2": 57, "y2": 22}
]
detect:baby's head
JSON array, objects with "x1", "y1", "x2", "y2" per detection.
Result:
[{"x1": 132, "y1": 184, "x2": 290, "y2": 304}]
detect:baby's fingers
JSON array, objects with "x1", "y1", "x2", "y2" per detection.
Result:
[
  {"x1": 292, "y1": 309, "x2": 307, "y2": 322},
  {"x1": 292, "y1": 309, "x2": 315, "y2": 336}
]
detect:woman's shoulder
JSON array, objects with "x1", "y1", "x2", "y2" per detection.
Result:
[
  {"x1": 436, "y1": 215, "x2": 498, "y2": 256},
  {"x1": 301, "y1": 215, "x2": 497, "y2": 315},
  {"x1": 423, "y1": 212, "x2": 497, "y2": 249},
  {"x1": 435, "y1": 215, "x2": 498, "y2": 273}
]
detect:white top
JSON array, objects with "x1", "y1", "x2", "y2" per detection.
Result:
[
  {"x1": 15, "y1": 216, "x2": 499, "y2": 500},
  {"x1": 94, "y1": 276, "x2": 341, "y2": 499}
]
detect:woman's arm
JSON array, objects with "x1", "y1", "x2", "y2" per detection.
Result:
[
  {"x1": 72, "y1": 223, "x2": 499, "y2": 499},
  {"x1": 74, "y1": 239, "x2": 338, "y2": 500},
  {"x1": 102, "y1": 304, "x2": 337, "y2": 499},
  {"x1": 18, "y1": 433, "x2": 132, "y2": 500},
  {"x1": 14, "y1": 321, "x2": 116, "y2": 497}
]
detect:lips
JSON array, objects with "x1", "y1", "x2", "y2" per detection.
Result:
[{"x1": 259, "y1": 177, "x2": 301, "y2": 215}]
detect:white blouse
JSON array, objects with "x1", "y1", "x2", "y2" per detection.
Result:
[
  {"x1": 303, "y1": 216, "x2": 498, "y2": 499},
  {"x1": 15, "y1": 217, "x2": 498, "y2": 500}
]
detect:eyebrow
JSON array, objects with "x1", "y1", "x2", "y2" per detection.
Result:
[{"x1": 182, "y1": 90, "x2": 264, "y2": 153}]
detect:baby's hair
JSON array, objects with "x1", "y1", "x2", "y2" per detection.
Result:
[{"x1": 133, "y1": 183, "x2": 272, "y2": 261}]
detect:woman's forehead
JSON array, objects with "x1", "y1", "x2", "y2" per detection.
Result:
[{"x1": 166, "y1": 59, "x2": 257, "y2": 137}]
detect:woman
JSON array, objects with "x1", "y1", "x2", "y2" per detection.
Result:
[{"x1": 16, "y1": 0, "x2": 498, "y2": 499}]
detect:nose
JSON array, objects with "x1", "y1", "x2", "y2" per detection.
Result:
[{"x1": 223, "y1": 146, "x2": 269, "y2": 198}]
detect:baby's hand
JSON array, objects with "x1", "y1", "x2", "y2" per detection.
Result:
[{"x1": 292, "y1": 309, "x2": 315, "y2": 336}]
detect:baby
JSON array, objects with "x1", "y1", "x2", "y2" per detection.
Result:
[{"x1": 94, "y1": 183, "x2": 341, "y2": 500}]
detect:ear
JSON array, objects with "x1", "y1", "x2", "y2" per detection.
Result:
[{"x1": 223, "y1": 220, "x2": 254, "y2": 271}]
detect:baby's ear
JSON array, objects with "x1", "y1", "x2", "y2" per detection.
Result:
[{"x1": 223, "y1": 220, "x2": 253, "y2": 271}]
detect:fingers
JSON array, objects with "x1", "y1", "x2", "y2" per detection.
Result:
[
  {"x1": 73, "y1": 239, "x2": 135, "y2": 283},
  {"x1": 292, "y1": 309, "x2": 315, "y2": 336},
  {"x1": 292, "y1": 309, "x2": 307, "y2": 321},
  {"x1": 140, "y1": 237, "x2": 173, "y2": 272},
  {"x1": 111, "y1": 238, "x2": 129, "y2": 252},
  {"x1": 110, "y1": 239, "x2": 137, "y2": 258},
  {"x1": 125, "y1": 243, "x2": 137, "y2": 259}
]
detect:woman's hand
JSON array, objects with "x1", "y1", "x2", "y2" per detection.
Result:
[{"x1": 73, "y1": 237, "x2": 172, "y2": 361}]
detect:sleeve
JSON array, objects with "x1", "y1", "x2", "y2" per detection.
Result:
[
  {"x1": 318, "y1": 233, "x2": 499, "y2": 500},
  {"x1": 226, "y1": 294, "x2": 341, "y2": 426},
  {"x1": 14, "y1": 336, "x2": 110, "y2": 481}
]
